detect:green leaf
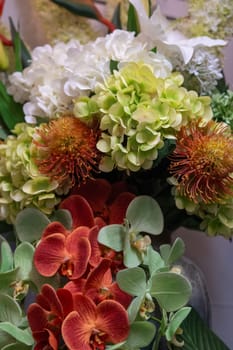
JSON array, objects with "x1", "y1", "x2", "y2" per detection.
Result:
[
  {"x1": 9, "y1": 18, "x2": 31, "y2": 71},
  {"x1": 168, "y1": 238, "x2": 185, "y2": 265},
  {"x1": 127, "y1": 3, "x2": 140, "y2": 34},
  {"x1": 50, "y1": 209, "x2": 72, "y2": 230},
  {"x1": 174, "y1": 308, "x2": 230, "y2": 350},
  {"x1": 0, "y1": 81, "x2": 24, "y2": 132},
  {"x1": 98, "y1": 224, "x2": 124, "y2": 252},
  {"x1": 110, "y1": 59, "x2": 119, "y2": 74},
  {"x1": 0, "y1": 294, "x2": 22, "y2": 325},
  {"x1": 0, "y1": 239, "x2": 14, "y2": 272},
  {"x1": 127, "y1": 294, "x2": 145, "y2": 323},
  {"x1": 0, "y1": 323, "x2": 34, "y2": 346},
  {"x1": 0, "y1": 269, "x2": 19, "y2": 291},
  {"x1": 0, "y1": 329, "x2": 15, "y2": 349},
  {"x1": 160, "y1": 244, "x2": 171, "y2": 265},
  {"x1": 126, "y1": 321, "x2": 156, "y2": 348},
  {"x1": 150, "y1": 272, "x2": 192, "y2": 312},
  {"x1": 13, "y1": 242, "x2": 34, "y2": 281},
  {"x1": 123, "y1": 236, "x2": 142, "y2": 268},
  {"x1": 15, "y1": 208, "x2": 50, "y2": 242},
  {"x1": 116, "y1": 267, "x2": 147, "y2": 296},
  {"x1": 2, "y1": 343, "x2": 32, "y2": 350},
  {"x1": 111, "y1": 2, "x2": 122, "y2": 29},
  {"x1": 51, "y1": 0, "x2": 98, "y2": 20},
  {"x1": 165, "y1": 307, "x2": 191, "y2": 341},
  {"x1": 126, "y1": 196, "x2": 164, "y2": 235},
  {"x1": 146, "y1": 246, "x2": 164, "y2": 276}
]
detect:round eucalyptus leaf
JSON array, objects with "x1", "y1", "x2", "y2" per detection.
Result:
[
  {"x1": 168, "y1": 237, "x2": 185, "y2": 265},
  {"x1": 0, "y1": 329, "x2": 15, "y2": 349},
  {"x1": 98, "y1": 224, "x2": 124, "y2": 251},
  {"x1": 116, "y1": 267, "x2": 147, "y2": 296},
  {"x1": 15, "y1": 208, "x2": 50, "y2": 242},
  {"x1": 165, "y1": 306, "x2": 191, "y2": 341},
  {"x1": 0, "y1": 294, "x2": 22, "y2": 325},
  {"x1": 123, "y1": 237, "x2": 142, "y2": 268},
  {"x1": 126, "y1": 321, "x2": 156, "y2": 348},
  {"x1": 127, "y1": 294, "x2": 145, "y2": 323},
  {"x1": 49, "y1": 209, "x2": 72, "y2": 230},
  {"x1": 150, "y1": 272, "x2": 192, "y2": 312},
  {"x1": 0, "y1": 240, "x2": 13, "y2": 272},
  {"x1": 13, "y1": 242, "x2": 34, "y2": 281},
  {"x1": 126, "y1": 196, "x2": 164, "y2": 235},
  {"x1": 0, "y1": 323, "x2": 34, "y2": 346}
]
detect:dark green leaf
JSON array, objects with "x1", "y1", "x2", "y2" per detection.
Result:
[
  {"x1": 9, "y1": 18, "x2": 31, "y2": 71},
  {"x1": 2, "y1": 343, "x2": 32, "y2": 350},
  {"x1": 0, "y1": 81, "x2": 24, "y2": 131},
  {"x1": 51, "y1": 0, "x2": 98, "y2": 20},
  {"x1": 127, "y1": 3, "x2": 140, "y2": 34},
  {"x1": 174, "y1": 308, "x2": 230, "y2": 350},
  {"x1": 111, "y1": 2, "x2": 122, "y2": 29},
  {"x1": 110, "y1": 59, "x2": 119, "y2": 74},
  {"x1": 165, "y1": 307, "x2": 191, "y2": 341}
]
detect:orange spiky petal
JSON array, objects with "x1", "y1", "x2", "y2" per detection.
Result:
[
  {"x1": 169, "y1": 119, "x2": 233, "y2": 204},
  {"x1": 33, "y1": 116, "x2": 100, "y2": 187}
]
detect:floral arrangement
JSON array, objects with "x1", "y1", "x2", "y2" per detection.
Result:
[{"x1": 0, "y1": 0, "x2": 232, "y2": 349}]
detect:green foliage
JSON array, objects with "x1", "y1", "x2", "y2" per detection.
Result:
[
  {"x1": 51, "y1": 0, "x2": 98, "y2": 20},
  {"x1": 127, "y1": 3, "x2": 140, "y2": 34},
  {"x1": 15, "y1": 208, "x2": 50, "y2": 242},
  {"x1": 111, "y1": 2, "x2": 122, "y2": 30},
  {"x1": 0, "y1": 81, "x2": 24, "y2": 135},
  {"x1": 9, "y1": 18, "x2": 31, "y2": 71},
  {"x1": 174, "y1": 308, "x2": 231, "y2": 350},
  {"x1": 98, "y1": 196, "x2": 164, "y2": 268},
  {"x1": 212, "y1": 89, "x2": 233, "y2": 129}
]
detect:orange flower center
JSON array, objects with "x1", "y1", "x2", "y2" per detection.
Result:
[
  {"x1": 169, "y1": 120, "x2": 233, "y2": 203},
  {"x1": 33, "y1": 115, "x2": 100, "y2": 187}
]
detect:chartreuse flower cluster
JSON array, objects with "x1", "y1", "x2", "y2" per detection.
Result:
[
  {"x1": 0, "y1": 179, "x2": 192, "y2": 350},
  {"x1": 74, "y1": 61, "x2": 212, "y2": 173},
  {"x1": 0, "y1": 123, "x2": 59, "y2": 223},
  {"x1": 169, "y1": 119, "x2": 233, "y2": 238},
  {"x1": 0, "y1": 115, "x2": 100, "y2": 223}
]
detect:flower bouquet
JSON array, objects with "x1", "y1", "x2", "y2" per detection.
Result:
[{"x1": 0, "y1": 0, "x2": 232, "y2": 349}]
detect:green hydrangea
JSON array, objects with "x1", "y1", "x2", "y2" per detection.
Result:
[
  {"x1": 211, "y1": 90, "x2": 233, "y2": 129},
  {"x1": 171, "y1": 184, "x2": 233, "y2": 239},
  {"x1": 74, "y1": 62, "x2": 212, "y2": 172},
  {"x1": 0, "y1": 123, "x2": 60, "y2": 223}
]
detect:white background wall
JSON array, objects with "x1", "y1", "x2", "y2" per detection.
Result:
[{"x1": 2, "y1": 0, "x2": 233, "y2": 348}]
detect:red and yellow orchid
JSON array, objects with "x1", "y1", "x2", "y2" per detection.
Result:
[
  {"x1": 62, "y1": 293, "x2": 129, "y2": 350},
  {"x1": 34, "y1": 222, "x2": 91, "y2": 279},
  {"x1": 65, "y1": 258, "x2": 132, "y2": 308},
  {"x1": 27, "y1": 284, "x2": 73, "y2": 350}
]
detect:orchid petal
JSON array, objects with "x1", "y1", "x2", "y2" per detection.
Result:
[
  {"x1": 42, "y1": 221, "x2": 68, "y2": 239},
  {"x1": 96, "y1": 300, "x2": 129, "y2": 343},
  {"x1": 109, "y1": 192, "x2": 135, "y2": 224},
  {"x1": 34, "y1": 234, "x2": 66, "y2": 277},
  {"x1": 60, "y1": 195, "x2": 95, "y2": 228}
]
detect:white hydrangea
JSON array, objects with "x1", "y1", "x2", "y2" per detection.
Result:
[{"x1": 7, "y1": 30, "x2": 172, "y2": 122}]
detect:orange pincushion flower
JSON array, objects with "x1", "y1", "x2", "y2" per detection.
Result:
[
  {"x1": 169, "y1": 119, "x2": 233, "y2": 204},
  {"x1": 33, "y1": 115, "x2": 100, "y2": 186}
]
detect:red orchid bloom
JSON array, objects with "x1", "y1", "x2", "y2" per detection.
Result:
[
  {"x1": 34, "y1": 222, "x2": 91, "y2": 279},
  {"x1": 62, "y1": 293, "x2": 129, "y2": 350},
  {"x1": 27, "y1": 284, "x2": 73, "y2": 350},
  {"x1": 65, "y1": 259, "x2": 132, "y2": 308},
  {"x1": 70, "y1": 178, "x2": 135, "y2": 224}
]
